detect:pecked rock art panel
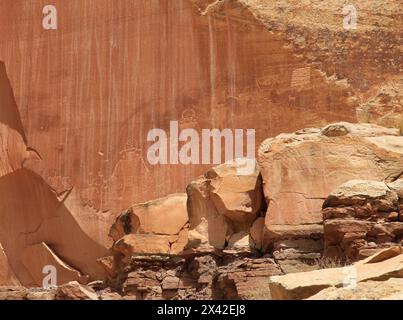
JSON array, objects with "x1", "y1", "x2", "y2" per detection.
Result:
[{"x1": 0, "y1": 0, "x2": 357, "y2": 246}]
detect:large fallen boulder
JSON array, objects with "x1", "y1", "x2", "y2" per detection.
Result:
[
  {"x1": 108, "y1": 194, "x2": 189, "y2": 272},
  {"x1": 323, "y1": 179, "x2": 403, "y2": 261},
  {"x1": 186, "y1": 160, "x2": 265, "y2": 251},
  {"x1": 269, "y1": 246, "x2": 403, "y2": 300},
  {"x1": 258, "y1": 122, "x2": 403, "y2": 271},
  {"x1": 110, "y1": 194, "x2": 188, "y2": 242}
]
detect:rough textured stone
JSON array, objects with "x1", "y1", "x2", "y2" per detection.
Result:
[
  {"x1": 270, "y1": 247, "x2": 403, "y2": 300},
  {"x1": 0, "y1": 0, "x2": 361, "y2": 253},
  {"x1": 0, "y1": 64, "x2": 108, "y2": 286},
  {"x1": 187, "y1": 161, "x2": 265, "y2": 251},
  {"x1": 109, "y1": 194, "x2": 189, "y2": 257},
  {"x1": 357, "y1": 78, "x2": 403, "y2": 131},
  {"x1": 307, "y1": 278, "x2": 403, "y2": 300},
  {"x1": 258, "y1": 122, "x2": 403, "y2": 270},
  {"x1": 55, "y1": 281, "x2": 99, "y2": 300},
  {"x1": 323, "y1": 180, "x2": 403, "y2": 262}
]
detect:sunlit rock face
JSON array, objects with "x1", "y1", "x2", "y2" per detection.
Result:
[{"x1": 0, "y1": 0, "x2": 357, "y2": 246}]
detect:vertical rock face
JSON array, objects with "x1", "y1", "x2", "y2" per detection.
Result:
[
  {"x1": 0, "y1": 0, "x2": 401, "y2": 299},
  {"x1": 357, "y1": 78, "x2": 403, "y2": 131},
  {"x1": 0, "y1": 243, "x2": 20, "y2": 286},
  {"x1": 0, "y1": 0, "x2": 356, "y2": 247},
  {"x1": 241, "y1": 0, "x2": 402, "y2": 96},
  {"x1": 0, "y1": 63, "x2": 108, "y2": 286}
]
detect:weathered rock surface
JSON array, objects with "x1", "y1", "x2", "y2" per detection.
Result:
[
  {"x1": 241, "y1": 0, "x2": 402, "y2": 96},
  {"x1": 0, "y1": 0, "x2": 401, "y2": 300},
  {"x1": 0, "y1": 281, "x2": 99, "y2": 300},
  {"x1": 0, "y1": 60, "x2": 108, "y2": 286},
  {"x1": 323, "y1": 179, "x2": 403, "y2": 261},
  {"x1": 0, "y1": 0, "x2": 361, "y2": 250},
  {"x1": 269, "y1": 247, "x2": 403, "y2": 300},
  {"x1": 0, "y1": 244, "x2": 20, "y2": 286},
  {"x1": 110, "y1": 194, "x2": 189, "y2": 259},
  {"x1": 258, "y1": 122, "x2": 403, "y2": 270},
  {"x1": 186, "y1": 160, "x2": 265, "y2": 251},
  {"x1": 357, "y1": 78, "x2": 403, "y2": 131},
  {"x1": 307, "y1": 278, "x2": 403, "y2": 300},
  {"x1": 107, "y1": 252, "x2": 281, "y2": 300},
  {"x1": 21, "y1": 242, "x2": 89, "y2": 286}
]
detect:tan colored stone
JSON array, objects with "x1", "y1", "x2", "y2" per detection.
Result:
[
  {"x1": 187, "y1": 161, "x2": 264, "y2": 250},
  {"x1": 113, "y1": 234, "x2": 171, "y2": 257},
  {"x1": 357, "y1": 78, "x2": 403, "y2": 131},
  {"x1": 250, "y1": 217, "x2": 265, "y2": 250},
  {"x1": 110, "y1": 194, "x2": 188, "y2": 242},
  {"x1": 55, "y1": 281, "x2": 99, "y2": 300},
  {"x1": 0, "y1": 243, "x2": 20, "y2": 286},
  {"x1": 308, "y1": 278, "x2": 403, "y2": 300},
  {"x1": 269, "y1": 247, "x2": 403, "y2": 300},
  {"x1": 187, "y1": 179, "x2": 229, "y2": 249},
  {"x1": 227, "y1": 231, "x2": 250, "y2": 251}
]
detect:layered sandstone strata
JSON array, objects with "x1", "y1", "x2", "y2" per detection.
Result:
[{"x1": 323, "y1": 179, "x2": 403, "y2": 261}]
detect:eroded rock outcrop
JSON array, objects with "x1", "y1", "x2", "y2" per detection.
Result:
[
  {"x1": 105, "y1": 252, "x2": 281, "y2": 300},
  {"x1": 258, "y1": 122, "x2": 403, "y2": 272},
  {"x1": 0, "y1": 281, "x2": 99, "y2": 300},
  {"x1": 323, "y1": 179, "x2": 403, "y2": 261},
  {"x1": 105, "y1": 177, "x2": 280, "y2": 300}
]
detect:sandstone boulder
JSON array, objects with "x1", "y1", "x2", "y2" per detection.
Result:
[
  {"x1": 109, "y1": 194, "x2": 189, "y2": 264},
  {"x1": 186, "y1": 160, "x2": 265, "y2": 251},
  {"x1": 113, "y1": 234, "x2": 171, "y2": 258},
  {"x1": 269, "y1": 247, "x2": 403, "y2": 300},
  {"x1": 110, "y1": 194, "x2": 188, "y2": 242}
]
